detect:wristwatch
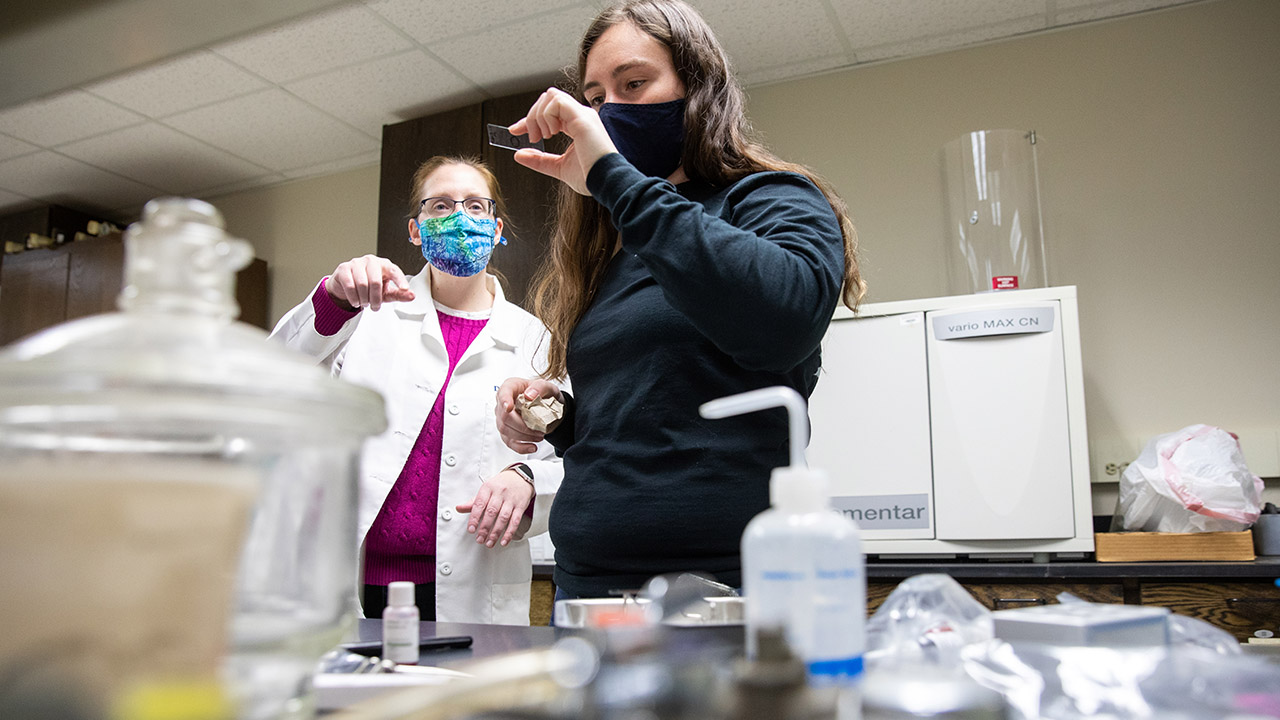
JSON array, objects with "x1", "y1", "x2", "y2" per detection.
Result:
[{"x1": 504, "y1": 462, "x2": 535, "y2": 487}]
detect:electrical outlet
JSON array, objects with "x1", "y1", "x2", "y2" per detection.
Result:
[{"x1": 1092, "y1": 437, "x2": 1141, "y2": 483}]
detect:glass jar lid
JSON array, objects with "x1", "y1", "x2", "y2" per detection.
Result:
[{"x1": 0, "y1": 198, "x2": 385, "y2": 450}]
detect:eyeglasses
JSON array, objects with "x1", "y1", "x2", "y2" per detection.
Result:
[{"x1": 418, "y1": 196, "x2": 496, "y2": 219}]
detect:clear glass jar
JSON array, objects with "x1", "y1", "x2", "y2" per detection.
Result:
[
  {"x1": 0, "y1": 198, "x2": 385, "y2": 720},
  {"x1": 942, "y1": 129, "x2": 1048, "y2": 294}
]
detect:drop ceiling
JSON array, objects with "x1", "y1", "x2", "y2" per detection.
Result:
[{"x1": 0, "y1": 0, "x2": 1197, "y2": 220}]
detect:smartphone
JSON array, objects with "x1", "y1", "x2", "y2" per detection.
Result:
[
  {"x1": 487, "y1": 123, "x2": 544, "y2": 152},
  {"x1": 340, "y1": 635, "x2": 473, "y2": 657}
]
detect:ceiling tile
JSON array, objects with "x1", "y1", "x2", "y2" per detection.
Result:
[
  {"x1": 198, "y1": 173, "x2": 290, "y2": 202},
  {"x1": 431, "y1": 5, "x2": 599, "y2": 94},
  {"x1": 0, "y1": 90, "x2": 143, "y2": 147},
  {"x1": 854, "y1": 13, "x2": 1045, "y2": 64},
  {"x1": 282, "y1": 150, "x2": 382, "y2": 180},
  {"x1": 58, "y1": 122, "x2": 271, "y2": 195},
  {"x1": 84, "y1": 50, "x2": 270, "y2": 118},
  {"x1": 0, "y1": 151, "x2": 160, "y2": 214},
  {"x1": 740, "y1": 55, "x2": 849, "y2": 88},
  {"x1": 163, "y1": 89, "x2": 379, "y2": 171},
  {"x1": 366, "y1": 0, "x2": 585, "y2": 44},
  {"x1": 213, "y1": 4, "x2": 414, "y2": 84},
  {"x1": 286, "y1": 50, "x2": 484, "y2": 136},
  {"x1": 1055, "y1": 0, "x2": 1190, "y2": 24},
  {"x1": 834, "y1": 0, "x2": 1045, "y2": 50},
  {"x1": 696, "y1": 0, "x2": 852, "y2": 74},
  {"x1": 0, "y1": 133, "x2": 39, "y2": 162},
  {"x1": 0, "y1": 0, "x2": 1201, "y2": 208}
]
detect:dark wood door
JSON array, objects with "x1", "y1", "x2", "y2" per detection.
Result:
[
  {"x1": 1, "y1": 235, "x2": 271, "y2": 343},
  {"x1": 377, "y1": 104, "x2": 485, "y2": 280},
  {"x1": 66, "y1": 234, "x2": 125, "y2": 321},
  {"x1": 1142, "y1": 581, "x2": 1280, "y2": 642},
  {"x1": 481, "y1": 90, "x2": 564, "y2": 310},
  {"x1": 0, "y1": 247, "x2": 71, "y2": 345},
  {"x1": 62, "y1": 234, "x2": 269, "y2": 330},
  {"x1": 235, "y1": 258, "x2": 269, "y2": 330}
]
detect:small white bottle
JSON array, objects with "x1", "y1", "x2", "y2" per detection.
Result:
[
  {"x1": 382, "y1": 581, "x2": 420, "y2": 665},
  {"x1": 701, "y1": 388, "x2": 866, "y2": 688}
]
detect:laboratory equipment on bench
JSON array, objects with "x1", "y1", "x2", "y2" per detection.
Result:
[
  {"x1": 0, "y1": 198, "x2": 386, "y2": 720},
  {"x1": 808, "y1": 286, "x2": 1092, "y2": 559}
]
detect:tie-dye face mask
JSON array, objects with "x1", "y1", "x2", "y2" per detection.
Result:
[{"x1": 416, "y1": 211, "x2": 506, "y2": 277}]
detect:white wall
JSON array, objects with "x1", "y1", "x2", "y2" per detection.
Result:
[
  {"x1": 744, "y1": 0, "x2": 1279, "y2": 508},
  {"x1": 208, "y1": 163, "x2": 380, "y2": 323},
  {"x1": 207, "y1": 0, "x2": 1279, "y2": 511}
]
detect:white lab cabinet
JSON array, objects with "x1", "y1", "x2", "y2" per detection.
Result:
[{"x1": 808, "y1": 286, "x2": 1093, "y2": 558}]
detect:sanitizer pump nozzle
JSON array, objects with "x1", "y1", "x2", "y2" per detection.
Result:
[{"x1": 700, "y1": 386, "x2": 866, "y2": 691}]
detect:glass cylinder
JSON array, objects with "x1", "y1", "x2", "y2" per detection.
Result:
[
  {"x1": 0, "y1": 198, "x2": 386, "y2": 720},
  {"x1": 941, "y1": 129, "x2": 1047, "y2": 294}
]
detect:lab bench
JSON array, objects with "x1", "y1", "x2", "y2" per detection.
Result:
[{"x1": 533, "y1": 558, "x2": 1280, "y2": 641}]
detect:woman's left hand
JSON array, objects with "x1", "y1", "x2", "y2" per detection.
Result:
[
  {"x1": 509, "y1": 87, "x2": 617, "y2": 195},
  {"x1": 456, "y1": 469, "x2": 535, "y2": 548}
]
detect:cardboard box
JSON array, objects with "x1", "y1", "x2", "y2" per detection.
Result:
[{"x1": 1094, "y1": 531, "x2": 1255, "y2": 562}]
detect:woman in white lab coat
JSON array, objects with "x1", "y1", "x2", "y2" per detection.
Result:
[{"x1": 270, "y1": 156, "x2": 563, "y2": 625}]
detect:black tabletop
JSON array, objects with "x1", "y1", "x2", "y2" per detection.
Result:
[{"x1": 346, "y1": 618, "x2": 747, "y2": 669}]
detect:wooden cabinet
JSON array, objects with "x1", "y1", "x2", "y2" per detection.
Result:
[
  {"x1": 868, "y1": 580, "x2": 1126, "y2": 615},
  {"x1": 0, "y1": 246, "x2": 71, "y2": 343},
  {"x1": 0, "y1": 204, "x2": 98, "y2": 251},
  {"x1": 0, "y1": 234, "x2": 269, "y2": 345},
  {"x1": 535, "y1": 564, "x2": 1280, "y2": 640},
  {"x1": 868, "y1": 562, "x2": 1280, "y2": 643},
  {"x1": 65, "y1": 236, "x2": 125, "y2": 321},
  {"x1": 1141, "y1": 581, "x2": 1280, "y2": 642}
]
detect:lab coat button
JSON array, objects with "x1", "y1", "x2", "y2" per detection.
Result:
[
  {"x1": 442, "y1": 509, "x2": 453, "y2": 521},
  {"x1": 448, "y1": 404, "x2": 460, "y2": 415},
  {"x1": 440, "y1": 563, "x2": 452, "y2": 575},
  {"x1": 444, "y1": 454, "x2": 457, "y2": 467}
]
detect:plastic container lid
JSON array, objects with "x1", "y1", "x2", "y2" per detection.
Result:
[
  {"x1": 0, "y1": 198, "x2": 386, "y2": 449},
  {"x1": 387, "y1": 581, "x2": 416, "y2": 608},
  {"x1": 770, "y1": 466, "x2": 829, "y2": 513}
]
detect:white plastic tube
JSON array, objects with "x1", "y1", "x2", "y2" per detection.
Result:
[{"x1": 699, "y1": 386, "x2": 808, "y2": 469}]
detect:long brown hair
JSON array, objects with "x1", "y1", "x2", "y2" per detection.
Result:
[{"x1": 530, "y1": 0, "x2": 865, "y2": 379}]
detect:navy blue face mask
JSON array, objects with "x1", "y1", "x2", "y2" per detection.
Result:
[{"x1": 597, "y1": 98, "x2": 686, "y2": 179}]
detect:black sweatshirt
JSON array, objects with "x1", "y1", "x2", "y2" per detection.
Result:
[{"x1": 544, "y1": 153, "x2": 845, "y2": 597}]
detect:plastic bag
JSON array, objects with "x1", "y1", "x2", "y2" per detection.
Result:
[
  {"x1": 962, "y1": 641, "x2": 1280, "y2": 720},
  {"x1": 865, "y1": 573, "x2": 993, "y2": 669},
  {"x1": 1114, "y1": 424, "x2": 1263, "y2": 533}
]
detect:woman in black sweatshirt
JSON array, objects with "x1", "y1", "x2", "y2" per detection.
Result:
[{"x1": 493, "y1": 0, "x2": 865, "y2": 601}]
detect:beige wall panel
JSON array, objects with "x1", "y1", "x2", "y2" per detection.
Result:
[
  {"x1": 208, "y1": 164, "x2": 380, "y2": 324},
  {"x1": 746, "y1": 0, "x2": 1279, "y2": 488}
]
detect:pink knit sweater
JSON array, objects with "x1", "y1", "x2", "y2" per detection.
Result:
[{"x1": 309, "y1": 280, "x2": 487, "y2": 586}]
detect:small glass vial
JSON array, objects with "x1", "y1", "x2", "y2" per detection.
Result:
[{"x1": 382, "y1": 582, "x2": 420, "y2": 664}]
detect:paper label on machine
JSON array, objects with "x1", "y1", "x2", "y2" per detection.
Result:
[
  {"x1": 932, "y1": 306, "x2": 1055, "y2": 340},
  {"x1": 832, "y1": 494, "x2": 931, "y2": 530}
]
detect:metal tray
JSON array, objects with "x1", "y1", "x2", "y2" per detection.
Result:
[{"x1": 554, "y1": 596, "x2": 744, "y2": 629}]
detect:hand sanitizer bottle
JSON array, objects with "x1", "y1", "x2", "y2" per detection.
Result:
[{"x1": 701, "y1": 387, "x2": 866, "y2": 693}]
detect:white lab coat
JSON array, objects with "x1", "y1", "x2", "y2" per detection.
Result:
[{"x1": 269, "y1": 270, "x2": 563, "y2": 625}]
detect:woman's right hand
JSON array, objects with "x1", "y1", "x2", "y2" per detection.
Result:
[
  {"x1": 509, "y1": 87, "x2": 618, "y2": 196},
  {"x1": 495, "y1": 377, "x2": 565, "y2": 453},
  {"x1": 324, "y1": 255, "x2": 414, "y2": 312}
]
